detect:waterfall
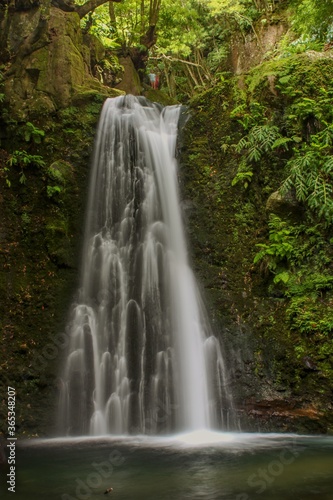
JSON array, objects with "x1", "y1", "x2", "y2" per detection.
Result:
[{"x1": 58, "y1": 95, "x2": 235, "y2": 436}]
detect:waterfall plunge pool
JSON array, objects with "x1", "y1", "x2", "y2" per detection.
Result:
[{"x1": 5, "y1": 432, "x2": 333, "y2": 499}]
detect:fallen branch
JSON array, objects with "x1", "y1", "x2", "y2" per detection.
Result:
[{"x1": 150, "y1": 53, "x2": 208, "y2": 72}]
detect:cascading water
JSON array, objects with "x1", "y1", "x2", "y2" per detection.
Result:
[{"x1": 58, "y1": 95, "x2": 235, "y2": 436}]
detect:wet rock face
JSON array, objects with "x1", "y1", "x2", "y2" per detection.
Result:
[{"x1": 238, "y1": 398, "x2": 328, "y2": 434}]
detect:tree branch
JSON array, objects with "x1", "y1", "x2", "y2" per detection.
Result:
[
  {"x1": 150, "y1": 53, "x2": 208, "y2": 72},
  {"x1": 75, "y1": 0, "x2": 121, "y2": 19}
]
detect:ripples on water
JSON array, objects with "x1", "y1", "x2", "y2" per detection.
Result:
[{"x1": 2, "y1": 431, "x2": 332, "y2": 500}]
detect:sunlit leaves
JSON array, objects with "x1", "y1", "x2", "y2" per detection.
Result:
[
  {"x1": 204, "y1": 0, "x2": 247, "y2": 15},
  {"x1": 156, "y1": 1, "x2": 203, "y2": 57},
  {"x1": 291, "y1": 0, "x2": 333, "y2": 43}
]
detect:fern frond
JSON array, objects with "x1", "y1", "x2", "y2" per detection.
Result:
[
  {"x1": 322, "y1": 156, "x2": 333, "y2": 175},
  {"x1": 272, "y1": 137, "x2": 292, "y2": 150},
  {"x1": 248, "y1": 146, "x2": 261, "y2": 162},
  {"x1": 279, "y1": 175, "x2": 294, "y2": 196},
  {"x1": 235, "y1": 136, "x2": 250, "y2": 152}
]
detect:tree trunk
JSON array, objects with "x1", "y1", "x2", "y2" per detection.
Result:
[
  {"x1": 0, "y1": 1, "x2": 12, "y2": 62},
  {"x1": 109, "y1": 0, "x2": 116, "y2": 29},
  {"x1": 139, "y1": 0, "x2": 161, "y2": 50},
  {"x1": 140, "y1": 0, "x2": 145, "y2": 36}
]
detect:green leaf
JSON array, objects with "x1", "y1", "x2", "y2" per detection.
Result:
[
  {"x1": 19, "y1": 173, "x2": 27, "y2": 184},
  {"x1": 272, "y1": 137, "x2": 292, "y2": 150},
  {"x1": 273, "y1": 271, "x2": 290, "y2": 284}
]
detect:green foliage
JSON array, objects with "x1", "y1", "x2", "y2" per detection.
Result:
[
  {"x1": 236, "y1": 124, "x2": 281, "y2": 161},
  {"x1": 278, "y1": 33, "x2": 323, "y2": 57},
  {"x1": 231, "y1": 100, "x2": 267, "y2": 130},
  {"x1": 8, "y1": 150, "x2": 45, "y2": 169},
  {"x1": 278, "y1": 88, "x2": 333, "y2": 224},
  {"x1": 78, "y1": 0, "x2": 277, "y2": 101},
  {"x1": 290, "y1": 0, "x2": 333, "y2": 44},
  {"x1": 254, "y1": 215, "x2": 298, "y2": 274},
  {"x1": 280, "y1": 148, "x2": 333, "y2": 223},
  {"x1": 287, "y1": 271, "x2": 333, "y2": 299},
  {"x1": 21, "y1": 122, "x2": 45, "y2": 144},
  {"x1": 156, "y1": 1, "x2": 204, "y2": 57},
  {"x1": 206, "y1": 46, "x2": 228, "y2": 72},
  {"x1": 231, "y1": 170, "x2": 253, "y2": 188},
  {"x1": 21, "y1": 212, "x2": 31, "y2": 225},
  {"x1": 46, "y1": 185, "x2": 63, "y2": 198},
  {"x1": 6, "y1": 150, "x2": 45, "y2": 186},
  {"x1": 82, "y1": 0, "x2": 194, "y2": 52},
  {"x1": 205, "y1": 0, "x2": 271, "y2": 22},
  {"x1": 46, "y1": 164, "x2": 66, "y2": 199},
  {"x1": 229, "y1": 61, "x2": 333, "y2": 377},
  {"x1": 287, "y1": 294, "x2": 333, "y2": 336},
  {"x1": 233, "y1": 61, "x2": 333, "y2": 220},
  {"x1": 232, "y1": 119, "x2": 283, "y2": 188},
  {"x1": 254, "y1": 213, "x2": 333, "y2": 349},
  {"x1": 206, "y1": 0, "x2": 248, "y2": 15}
]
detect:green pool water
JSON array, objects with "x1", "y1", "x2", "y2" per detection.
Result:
[{"x1": 1, "y1": 432, "x2": 333, "y2": 500}]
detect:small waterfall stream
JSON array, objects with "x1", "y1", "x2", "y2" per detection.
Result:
[{"x1": 59, "y1": 95, "x2": 235, "y2": 436}]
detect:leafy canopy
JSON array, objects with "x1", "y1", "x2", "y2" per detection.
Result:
[{"x1": 291, "y1": 0, "x2": 333, "y2": 43}]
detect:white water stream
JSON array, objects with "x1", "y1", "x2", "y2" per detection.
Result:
[{"x1": 59, "y1": 96, "x2": 234, "y2": 435}]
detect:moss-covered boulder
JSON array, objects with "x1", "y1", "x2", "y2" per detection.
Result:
[
  {"x1": 3, "y1": 6, "x2": 122, "y2": 121},
  {"x1": 115, "y1": 56, "x2": 142, "y2": 96},
  {"x1": 266, "y1": 190, "x2": 303, "y2": 218}
]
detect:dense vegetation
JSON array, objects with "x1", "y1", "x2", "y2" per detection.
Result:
[
  {"x1": 77, "y1": 0, "x2": 333, "y2": 98},
  {"x1": 1, "y1": 0, "x2": 333, "y2": 434},
  {"x1": 183, "y1": 54, "x2": 333, "y2": 429}
]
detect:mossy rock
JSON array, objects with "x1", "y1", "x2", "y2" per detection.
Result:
[
  {"x1": 246, "y1": 51, "x2": 333, "y2": 100},
  {"x1": 115, "y1": 56, "x2": 142, "y2": 95},
  {"x1": 142, "y1": 85, "x2": 179, "y2": 106},
  {"x1": 3, "y1": 6, "x2": 124, "y2": 120},
  {"x1": 72, "y1": 87, "x2": 124, "y2": 106},
  {"x1": 266, "y1": 189, "x2": 303, "y2": 218},
  {"x1": 48, "y1": 160, "x2": 74, "y2": 184},
  {"x1": 83, "y1": 33, "x2": 106, "y2": 67},
  {"x1": 44, "y1": 216, "x2": 73, "y2": 267}
]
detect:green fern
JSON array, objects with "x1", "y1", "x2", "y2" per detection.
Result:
[
  {"x1": 6, "y1": 150, "x2": 45, "y2": 187},
  {"x1": 272, "y1": 136, "x2": 293, "y2": 150},
  {"x1": 231, "y1": 170, "x2": 253, "y2": 189},
  {"x1": 279, "y1": 141, "x2": 333, "y2": 223},
  {"x1": 22, "y1": 122, "x2": 45, "y2": 144},
  {"x1": 233, "y1": 124, "x2": 282, "y2": 188},
  {"x1": 254, "y1": 215, "x2": 297, "y2": 272}
]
